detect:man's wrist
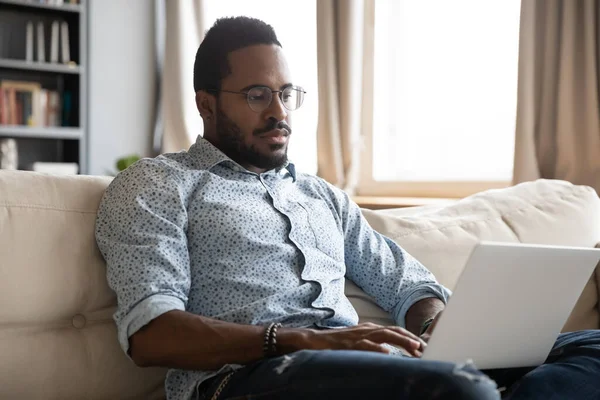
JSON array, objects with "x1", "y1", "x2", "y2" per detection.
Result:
[
  {"x1": 275, "y1": 327, "x2": 311, "y2": 355},
  {"x1": 405, "y1": 297, "x2": 446, "y2": 335}
]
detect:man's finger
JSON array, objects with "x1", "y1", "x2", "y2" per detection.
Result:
[
  {"x1": 386, "y1": 326, "x2": 427, "y2": 348},
  {"x1": 420, "y1": 332, "x2": 432, "y2": 344},
  {"x1": 366, "y1": 329, "x2": 424, "y2": 357},
  {"x1": 354, "y1": 339, "x2": 390, "y2": 354}
]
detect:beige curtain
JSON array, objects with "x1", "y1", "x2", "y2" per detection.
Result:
[
  {"x1": 316, "y1": 0, "x2": 372, "y2": 194},
  {"x1": 161, "y1": 0, "x2": 205, "y2": 153},
  {"x1": 514, "y1": 0, "x2": 600, "y2": 191}
]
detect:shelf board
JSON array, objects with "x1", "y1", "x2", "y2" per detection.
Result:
[
  {"x1": 0, "y1": 126, "x2": 81, "y2": 140},
  {"x1": 0, "y1": 0, "x2": 81, "y2": 13},
  {"x1": 0, "y1": 58, "x2": 81, "y2": 74}
]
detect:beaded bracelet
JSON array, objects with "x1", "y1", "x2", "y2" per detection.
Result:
[
  {"x1": 419, "y1": 317, "x2": 435, "y2": 336},
  {"x1": 263, "y1": 322, "x2": 282, "y2": 358}
]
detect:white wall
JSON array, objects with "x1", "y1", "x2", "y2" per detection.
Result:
[{"x1": 88, "y1": 0, "x2": 155, "y2": 175}]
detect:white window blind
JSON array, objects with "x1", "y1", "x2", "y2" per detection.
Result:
[{"x1": 372, "y1": 0, "x2": 521, "y2": 183}]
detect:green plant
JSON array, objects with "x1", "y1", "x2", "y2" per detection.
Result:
[{"x1": 116, "y1": 154, "x2": 141, "y2": 172}]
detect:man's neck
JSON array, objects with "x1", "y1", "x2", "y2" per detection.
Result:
[{"x1": 202, "y1": 135, "x2": 267, "y2": 174}]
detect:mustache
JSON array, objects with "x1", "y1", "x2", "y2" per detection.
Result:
[{"x1": 254, "y1": 120, "x2": 292, "y2": 136}]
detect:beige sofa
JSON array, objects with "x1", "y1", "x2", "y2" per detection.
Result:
[{"x1": 1, "y1": 170, "x2": 599, "y2": 400}]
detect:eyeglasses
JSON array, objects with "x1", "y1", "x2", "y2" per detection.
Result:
[{"x1": 209, "y1": 86, "x2": 306, "y2": 113}]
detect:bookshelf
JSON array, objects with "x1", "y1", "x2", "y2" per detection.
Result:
[
  {"x1": 0, "y1": 0, "x2": 82, "y2": 13},
  {"x1": 0, "y1": 125, "x2": 81, "y2": 139},
  {"x1": 0, "y1": 0, "x2": 87, "y2": 174},
  {"x1": 0, "y1": 58, "x2": 82, "y2": 74}
]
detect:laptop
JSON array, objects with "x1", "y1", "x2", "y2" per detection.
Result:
[{"x1": 420, "y1": 241, "x2": 600, "y2": 369}]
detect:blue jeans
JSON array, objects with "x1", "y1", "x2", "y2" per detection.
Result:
[{"x1": 197, "y1": 330, "x2": 600, "y2": 400}]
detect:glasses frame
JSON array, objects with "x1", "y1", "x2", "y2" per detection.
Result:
[{"x1": 207, "y1": 85, "x2": 306, "y2": 113}]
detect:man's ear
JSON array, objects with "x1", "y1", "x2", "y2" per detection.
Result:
[{"x1": 195, "y1": 90, "x2": 216, "y2": 122}]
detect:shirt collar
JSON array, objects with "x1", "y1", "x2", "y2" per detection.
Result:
[{"x1": 189, "y1": 136, "x2": 297, "y2": 181}]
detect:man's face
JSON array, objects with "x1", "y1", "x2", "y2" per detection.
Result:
[{"x1": 213, "y1": 44, "x2": 293, "y2": 172}]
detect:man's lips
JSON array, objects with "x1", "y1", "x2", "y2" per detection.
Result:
[
  {"x1": 258, "y1": 128, "x2": 290, "y2": 138},
  {"x1": 258, "y1": 128, "x2": 290, "y2": 145}
]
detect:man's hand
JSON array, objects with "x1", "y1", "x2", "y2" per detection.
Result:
[
  {"x1": 278, "y1": 322, "x2": 427, "y2": 357},
  {"x1": 419, "y1": 311, "x2": 443, "y2": 343}
]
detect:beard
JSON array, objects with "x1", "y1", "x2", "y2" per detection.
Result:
[{"x1": 214, "y1": 106, "x2": 290, "y2": 171}]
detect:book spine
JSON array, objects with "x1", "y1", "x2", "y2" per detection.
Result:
[
  {"x1": 26, "y1": 22, "x2": 34, "y2": 62},
  {"x1": 8, "y1": 89, "x2": 17, "y2": 125},
  {"x1": 37, "y1": 22, "x2": 45, "y2": 62},
  {"x1": 50, "y1": 21, "x2": 59, "y2": 63},
  {"x1": 39, "y1": 89, "x2": 48, "y2": 126},
  {"x1": 1, "y1": 89, "x2": 8, "y2": 125},
  {"x1": 48, "y1": 91, "x2": 61, "y2": 127},
  {"x1": 32, "y1": 88, "x2": 40, "y2": 126},
  {"x1": 60, "y1": 21, "x2": 70, "y2": 63},
  {"x1": 15, "y1": 92, "x2": 23, "y2": 125},
  {"x1": 62, "y1": 91, "x2": 71, "y2": 126},
  {"x1": 24, "y1": 92, "x2": 33, "y2": 126}
]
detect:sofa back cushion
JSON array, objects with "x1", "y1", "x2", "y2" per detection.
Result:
[
  {"x1": 0, "y1": 171, "x2": 166, "y2": 400},
  {"x1": 350, "y1": 179, "x2": 600, "y2": 332}
]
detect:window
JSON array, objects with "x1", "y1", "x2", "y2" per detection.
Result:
[
  {"x1": 363, "y1": 0, "x2": 521, "y2": 197},
  {"x1": 202, "y1": 0, "x2": 319, "y2": 175}
]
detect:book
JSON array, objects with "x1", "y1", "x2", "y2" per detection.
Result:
[
  {"x1": 11, "y1": 89, "x2": 16, "y2": 125},
  {"x1": 50, "y1": 21, "x2": 59, "y2": 63},
  {"x1": 60, "y1": 21, "x2": 70, "y2": 64},
  {"x1": 0, "y1": 90, "x2": 8, "y2": 125},
  {"x1": 47, "y1": 91, "x2": 61, "y2": 126},
  {"x1": 26, "y1": 22, "x2": 34, "y2": 62},
  {"x1": 39, "y1": 89, "x2": 48, "y2": 126},
  {"x1": 0, "y1": 80, "x2": 63, "y2": 127},
  {"x1": 24, "y1": 92, "x2": 33, "y2": 126},
  {"x1": 32, "y1": 162, "x2": 78, "y2": 175},
  {"x1": 61, "y1": 91, "x2": 71, "y2": 126},
  {"x1": 36, "y1": 22, "x2": 45, "y2": 62}
]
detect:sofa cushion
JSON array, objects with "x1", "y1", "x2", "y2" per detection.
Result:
[
  {"x1": 349, "y1": 179, "x2": 600, "y2": 332},
  {"x1": 0, "y1": 171, "x2": 166, "y2": 400}
]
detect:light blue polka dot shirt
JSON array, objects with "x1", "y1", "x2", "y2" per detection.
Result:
[{"x1": 95, "y1": 136, "x2": 450, "y2": 400}]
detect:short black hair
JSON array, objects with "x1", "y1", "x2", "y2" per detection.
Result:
[{"x1": 193, "y1": 16, "x2": 282, "y2": 92}]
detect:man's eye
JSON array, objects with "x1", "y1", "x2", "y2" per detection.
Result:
[{"x1": 249, "y1": 95, "x2": 267, "y2": 101}]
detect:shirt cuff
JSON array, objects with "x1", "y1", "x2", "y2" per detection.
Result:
[
  {"x1": 393, "y1": 284, "x2": 452, "y2": 329},
  {"x1": 117, "y1": 294, "x2": 186, "y2": 358}
]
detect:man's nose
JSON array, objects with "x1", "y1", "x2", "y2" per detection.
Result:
[{"x1": 263, "y1": 92, "x2": 288, "y2": 122}]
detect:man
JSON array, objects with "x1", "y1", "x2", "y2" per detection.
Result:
[{"x1": 96, "y1": 17, "x2": 600, "y2": 400}]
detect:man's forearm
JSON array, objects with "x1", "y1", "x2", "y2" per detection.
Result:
[
  {"x1": 405, "y1": 297, "x2": 445, "y2": 335},
  {"x1": 130, "y1": 310, "x2": 305, "y2": 370}
]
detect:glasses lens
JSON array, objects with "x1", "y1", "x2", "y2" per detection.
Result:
[
  {"x1": 247, "y1": 87, "x2": 272, "y2": 112},
  {"x1": 281, "y1": 87, "x2": 304, "y2": 111}
]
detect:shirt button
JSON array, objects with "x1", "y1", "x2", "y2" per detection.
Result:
[{"x1": 72, "y1": 314, "x2": 86, "y2": 329}]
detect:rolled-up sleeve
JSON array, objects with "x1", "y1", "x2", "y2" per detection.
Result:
[
  {"x1": 95, "y1": 159, "x2": 190, "y2": 356},
  {"x1": 331, "y1": 187, "x2": 451, "y2": 328}
]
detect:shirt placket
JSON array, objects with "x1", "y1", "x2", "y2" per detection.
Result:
[{"x1": 260, "y1": 174, "x2": 316, "y2": 281}]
